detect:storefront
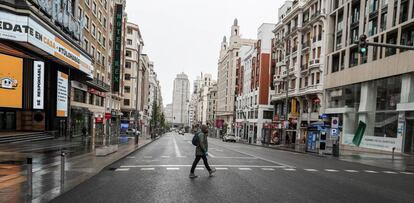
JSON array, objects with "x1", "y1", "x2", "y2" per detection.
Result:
[
  {"x1": 325, "y1": 74, "x2": 414, "y2": 153},
  {"x1": 0, "y1": 10, "x2": 92, "y2": 136}
]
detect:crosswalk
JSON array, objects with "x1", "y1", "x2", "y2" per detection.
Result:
[{"x1": 113, "y1": 166, "x2": 414, "y2": 175}]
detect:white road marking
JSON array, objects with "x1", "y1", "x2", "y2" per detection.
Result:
[
  {"x1": 196, "y1": 168, "x2": 204, "y2": 170},
  {"x1": 166, "y1": 168, "x2": 180, "y2": 170},
  {"x1": 261, "y1": 168, "x2": 275, "y2": 171},
  {"x1": 344, "y1": 170, "x2": 359, "y2": 173},
  {"x1": 215, "y1": 168, "x2": 228, "y2": 170},
  {"x1": 207, "y1": 152, "x2": 216, "y2": 158},
  {"x1": 365, "y1": 170, "x2": 378, "y2": 173},
  {"x1": 382, "y1": 171, "x2": 397, "y2": 174},
  {"x1": 120, "y1": 165, "x2": 287, "y2": 168},
  {"x1": 304, "y1": 169, "x2": 318, "y2": 172},
  {"x1": 161, "y1": 156, "x2": 170, "y2": 158},
  {"x1": 284, "y1": 168, "x2": 296, "y2": 171},
  {"x1": 172, "y1": 136, "x2": 183, "y2": 157},
  {"x1": 400, "y1": 172, "x2": 414, "y2": 175},
  {"x1": 209, "y1": 157, "x2": 256, "y2": 159},
  {"x1": 141, "y1": 168, "x2": 155, "y2": 171},
  {"x1": 325, "y1": 169, "x2": 339, "y2": 172},
  {"x1": 115, "y1": 168, "x2": 130, "y2": 171},
  {"x1": 239, "y1": 168, "x2": 252, "y2": 171},
  {"x1": 126, "y1": 156, "x2": 135, "y2": 159}
]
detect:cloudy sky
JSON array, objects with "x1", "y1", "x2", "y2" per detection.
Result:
[{"x1": 126, "y1": 0, "x2": 284, "y2": 105}]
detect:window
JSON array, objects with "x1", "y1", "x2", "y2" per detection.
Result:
[
  {"x1": 127, "y1": 39, "x2": 132, "y2": 45},
  {"x1": 89, "y1": 94, "x2": 94, "y2": 105},
  {"x1": 263, "y1": 111, "x2": 273, "y2": 120},
  {"x1": 400, "y1": 0, "x2": 409, "y2": 23},
  {"x1": 380, "y1": 12, "x2": 387, "y2": 31},
  {"x1": 98, "y1": 31, "x2": 102, "y2": 43},
  {"x1": 124, "y1": 86, "x2": 130, "y2": 93},
  {"x1": 91, "y1": 46, "x2": 95, "y2": 58},
  {"x1": 125, "y1": 74, "x2": 131, "y2": 80},
  {"x1": 85, "y1": 15, "x2": 90, "y2": 29},
  {"x1": 98, "y1": 11, "x2": 102, "y2": 22},
  {"x1": 127, "y1": 27, "x2": 132, "y2": 34},
  {"x1": 93, "y1": 2, "x2": 97, "y2": 14},
  {"x1": 332, "y1": 54, "x2": 340, "y2": 73},
  {"x1": 311, "y1": 73, "x2": 315, "y2": 85},
  {"x1": 92, "y1": 23, "x2": 96, "y2": 36},
  {"x1": 349, "y1": 47, "x2": 359, "y2": 67},
  {"x1": 369, "y1": 0, "x2": 379, "y2": 13},
  {"x1": 316, "y1": 72, "x2": 320, "y2": 84},
  {"x1": 124, "y1": 99, "x2": 130, "y2": 106},
  {"x1": 96, "y1": 96, "x2": 104, "y2": 106},
  {"x1": 78, "y1": 7, "x2": 83, "y2": 19},
  {"x1": 102, "y1": 56, "x2": 105, "y2": 66},
  {"x1": 125, "y1": 61, "x2": 131, "y2": 69},
  {"x1": 97, "y1": 52, "x2": 101, "y2": 64},
  {"x1": 351, "y1": 4, "x2": 360, "y2": 24},
  {"x1": 86, "y1": 0, "x2": 90, "y2": 6},
  {"x1": 368, "y1": 18, "x2": 378, "y2": 36},
  {"x1": 102, "y1": 37, "x2": 106, "y2": 48},
  {"x1": 103, "y1": 18, "x2": 107, "y2": 28},
  {"x1": 376, "y1": 76, "x2": 401, "y2": 111},
  {"x1": 126, "y1": 50, "x2": 132, "y2": 57},
  {"x1": 83, "y1": 39, "x2": 89, "y2": 52},
  {"x1": 74, "y1": 89, "x2": 87, "y2": 103}
]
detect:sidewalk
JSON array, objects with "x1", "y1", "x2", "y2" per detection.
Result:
[
  {"x1": 215, "y1": 137, "x2": 414, "y2": 172},
  {"x1": 0, "y1": 136, "x2": 155, "y2": 203}
]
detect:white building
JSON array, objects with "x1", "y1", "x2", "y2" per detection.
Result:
[
  {"x1": 172, "y1": 73, "x2": 190, "y2": 126},
  {"x1": 164, "y1": 104, "x2": 173, "y2": 123}
]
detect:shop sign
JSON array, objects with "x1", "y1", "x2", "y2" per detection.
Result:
[
  {"x1": 56, "y1": 71, "x2": 68, "y2": 117},
  {"x1": 105, "y1": 113, "x2": 112, "y2": 119},
  {"x1": 71, "y1": 81, "x2": 87, "y2": 91},
  {"x1": 0, "y1": 11, "x2": 93, "y2": 78},
  {"x1": 331, "y1": 117, "x2": 339, "y2": 129},
  {"x1": 33, "y1": 61, "x2": 45, "y2": 109},
  {"x1": 112, "y1": 4, "x2": 123, "y2": 92},
  {"x1": 88, "y1": 88, "x2": 106, "y2": 97},
  {"x1": 0, "y1": 54, "x2": 23, "y2": 108},
  {"x1": 331, "y1": 128, "x2": 339, "y2": 137},
  {"x1": 95, "y1": 117, "x2": 103, "y2": 123}
]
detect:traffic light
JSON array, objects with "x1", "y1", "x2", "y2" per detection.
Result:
[{"x1": 359, "y1": 34, "x2": 368, "y2": 55}]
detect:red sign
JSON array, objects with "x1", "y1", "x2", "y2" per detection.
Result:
[
  {"x1": 216, "y1": 119, "x2": 224, "y2": 128},
  {"x1": 88, "y1": 88, "x2": 106, "y2": 97},
  {"x1": 105, "y1": 113, "x2": 112, "y2": 119},
  {"x1": 95, "y1": 117, "x2": 103, "y2": 123}
]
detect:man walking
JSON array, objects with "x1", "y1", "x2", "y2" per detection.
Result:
[{"x1": 189, "y1": 125, "x2": 216, "y2": 178}]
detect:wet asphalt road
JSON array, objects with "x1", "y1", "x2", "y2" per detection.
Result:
[{"x1": 52, "y1": 132, "x2": 414, "y2": 203}]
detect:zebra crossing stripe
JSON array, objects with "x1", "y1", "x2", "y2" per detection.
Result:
[
  {"x1": 325, "y1": 169, "x2": 339, "y2": 172},
  {"x1": 115, "y1": 168, "x2": 130, "y2": 172},
  {"x1": 215, "y1": 168, "x2": 228, "y2": 170},
  {"x1": 364, "y1": 170, "x2": 378, "y2": 173},
  {"x1": 196, "y1": 168, "x2": 204, "y2": 170},
  {"x1": 262, "y1": 168, "x2": 275, "y2": 171},
  {"x1": 304, "y1": 169, "x2": 318, "y2": 172},
  {"x1": 382, "y1": 171, "x2": 397, "y2": 174},
  {"x1": 344, "y1": 170, "x2": 358, "y2": 173},
  {"x1": 166, "y1": 168, "x2": 180, "y2": 170},
  {"x1": 284, "y1": 168, "x2": 296, "y2": 171},
  {"x1": 400, "y1": 172, "x2": 414, "y2": 175},
  {"x1": 141, "y1": 168, "x2": 155, "y2": 171},
  {"x1": 239, "y1": 168, "x2": 252, "y2": 171}
]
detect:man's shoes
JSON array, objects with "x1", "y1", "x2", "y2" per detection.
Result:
[
  {"x1": 189, "y1": 173, "x2": 198, "y2": 178},
  {"x1": 209, "y1": 168, "x2": 216, "y2": 177}
]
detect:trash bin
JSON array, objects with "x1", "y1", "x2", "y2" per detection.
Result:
[{"x1": 332, "y1": 143, "x2": 339, "y2": 157}]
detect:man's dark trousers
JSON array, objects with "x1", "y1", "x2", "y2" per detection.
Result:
[{"x1": 190, "y1": 155, "x2": 212, "y2": 173}]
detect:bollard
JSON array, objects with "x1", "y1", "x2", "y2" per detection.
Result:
[
  {"x1": 60, "y1": 151, "x2": 66, "y2": 190},
  {"x1": 27, "y1": 158, "x2": 32, "y2": 198},
  {"x1": 392, "y1": 147, "x2": 396, "y2": 160}
]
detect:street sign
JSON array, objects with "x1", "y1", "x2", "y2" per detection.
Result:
[
  {"x1": 331, "y1": 128, "x2": 339, "y2": 137},
  {"x1": 331, "y1": 117, "x2": 339, "y2": 128}
]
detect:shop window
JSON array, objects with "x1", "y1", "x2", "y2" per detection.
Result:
[
  {"x1": 376, "y1": 76, "x2": 401, "y2": 111},
  {"x1": 374, "y1": 112, "x2": 398, "y2": 138}
]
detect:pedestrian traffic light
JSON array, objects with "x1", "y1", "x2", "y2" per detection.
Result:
[{"x1": 359, "y1": 34, "x2": 368, "y2": 55}]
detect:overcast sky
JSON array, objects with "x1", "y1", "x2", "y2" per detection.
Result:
[{"x1": 126, "y1": 0, "x2": 284, "y2": 105}]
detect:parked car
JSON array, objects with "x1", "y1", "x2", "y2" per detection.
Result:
[
  {"x1": 179, "y1": 130, "x2": 185, "y2": 135},
  {"x1": 222, "y1": 134, "x2": 236, "y2": 142}
]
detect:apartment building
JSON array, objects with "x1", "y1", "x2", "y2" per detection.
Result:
[
  {"x1": 234, "y1": 23, "x2": 275, "y2": 144},
  {"x1": 207, "y1": 83, "x2": 218, "y2": 127},
  {"x1": 217, "y1": 19, "x2": 256, "y2": 133},
  {"x1": 121, "y1": 22, "x2": 143, "y2": 130},
  {"x1": 324, "y1": 0, "x2": 414, "y2": 153},
  {"x1": 172, "y1": 73, "x2": 190, "y2": 127},
  {"x1": 272, "y1": 0, "x2": 326, "y2": 145}
]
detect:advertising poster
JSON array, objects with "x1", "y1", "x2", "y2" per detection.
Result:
[
  {"x1": 33, "y1": 61, "x2": 45, "y2": 109},
  {"x1": 56, "y1": 71, "x2": 69, "y2": 117},
  {"x1": 0, "y1": 54, "x2": 23, "y2": 108}
]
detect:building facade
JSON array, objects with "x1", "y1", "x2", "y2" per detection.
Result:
[
  {"x1": 172, "y1": 73, "x2": 190, "y2": 127},
  {"x1": 217, "y1": 19, "x2": 256, "y2": 133},
  {"x1": 324, "y1": 0, "x2": 414, "y2": 153},
  {"x1": 272, "y1": 0, "x2": 326, "y2": 146}
]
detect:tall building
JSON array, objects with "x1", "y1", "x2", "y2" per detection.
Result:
[
  {"x1": 235, "y1": 23, "x2": 275, "y2": 144},
  {"x1": 324, "y1": 0, "x2": 414, "y2": 153},
  {"x1": 164, "y1": 104, "x2": 173, "y2": 123},
  {"x1": 139, "y1": 54, "x2": 151, "y2": 137},
  {"x1": 217, "y1": 19, "x2": 256, "y2": 133},
  {"x1": 172, "y1": 73, "x2": 190, "y2": 126},
  {"x1": 121, "y1": 22, "x2": 144, "y2": 129},
  {"x1": 271, "y1": 0, "x2": 326, "y2": 145}
]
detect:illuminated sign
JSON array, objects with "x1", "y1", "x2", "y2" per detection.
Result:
[
  {"x1": 0, "y1": 54, "x2": 23, "y2": 108},
  {"x1": 112, "y1": 4, "x2": 123, "y2": 92}
]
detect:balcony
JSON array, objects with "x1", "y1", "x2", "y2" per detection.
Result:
[
  {"x1": 300, "y1": 64, "x2": 308, "y2": 72},
  {"x1": 86, "y1": 78, "x2": 111, "y2": 92},
  {"x1": 309, "y1": 59, "x2": 320, "y2": 68},
  {"x1": 302, "y1": 42, "x2": 310, "y2": 50}
]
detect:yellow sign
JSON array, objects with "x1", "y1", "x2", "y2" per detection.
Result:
[{"x1": 0, "y1": 54, "x2": 23, "y2": 108}]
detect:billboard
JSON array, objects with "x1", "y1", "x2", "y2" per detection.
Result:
[
  {"x1": 0, "y1": 54, "x2": 23, "y2": 108},
  {"x1": 33, "y1": 61, "x2": 45, "y2": 109},
  {"x1": 56, "y1": 71, "x2": 69, "y2": 117}
]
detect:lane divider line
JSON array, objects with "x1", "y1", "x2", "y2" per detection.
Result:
[
  {"x1": 238, "y1": 168, "x2": 252, "y2": 171},
  {"x1": 215, "y1": 168, "x2": 228, "y2": 170},
  {"x1": 344, "y1": 170, "x2": 358, "y2": 173},
  {"x1": 304, "y1": 169, "x2": 318, "y2": 172},
  {"x1": 115, "y1": 168, "x2": 130, "y2": 172},
  {"x1": 166, "y1": 168, "x2": 180, "y2": 170},
  {"x1": 325, "y1": 169, "x2": 339, "y2": 172},
  {"x1": 364, "y1": 170, "x2": 378, "y2": 173},
  {"x1": 141, "y1": 168, "x2": 155, "y2": 171},
  {"x1": 261, "y1": 168, "x2": 275, "y2": 171},
  {"x1": 382, "y1": 171, "x2": 397, "y2": 174}
]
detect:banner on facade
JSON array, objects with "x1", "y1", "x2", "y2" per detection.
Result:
[
  {"x1": 0, "y1": 54, "x2": 23, "y2": 108},
  {"x1": 0, "y1": 11, "x2": 93, "y2": 78},
  {"x1": 56, "y1": 71, "x2": 69, "y2": 117},
  {"x1": 33, "y1": 61, "x2": 45, "y2": 109}
]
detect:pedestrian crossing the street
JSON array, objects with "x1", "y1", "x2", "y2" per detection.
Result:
[{"x1": 113, "y1": 165, "x2": 414, "y2": 176}]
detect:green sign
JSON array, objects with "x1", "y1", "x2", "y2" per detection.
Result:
[{"x1": 112, "y1": 4, "x2": 123, "y2": 92}]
